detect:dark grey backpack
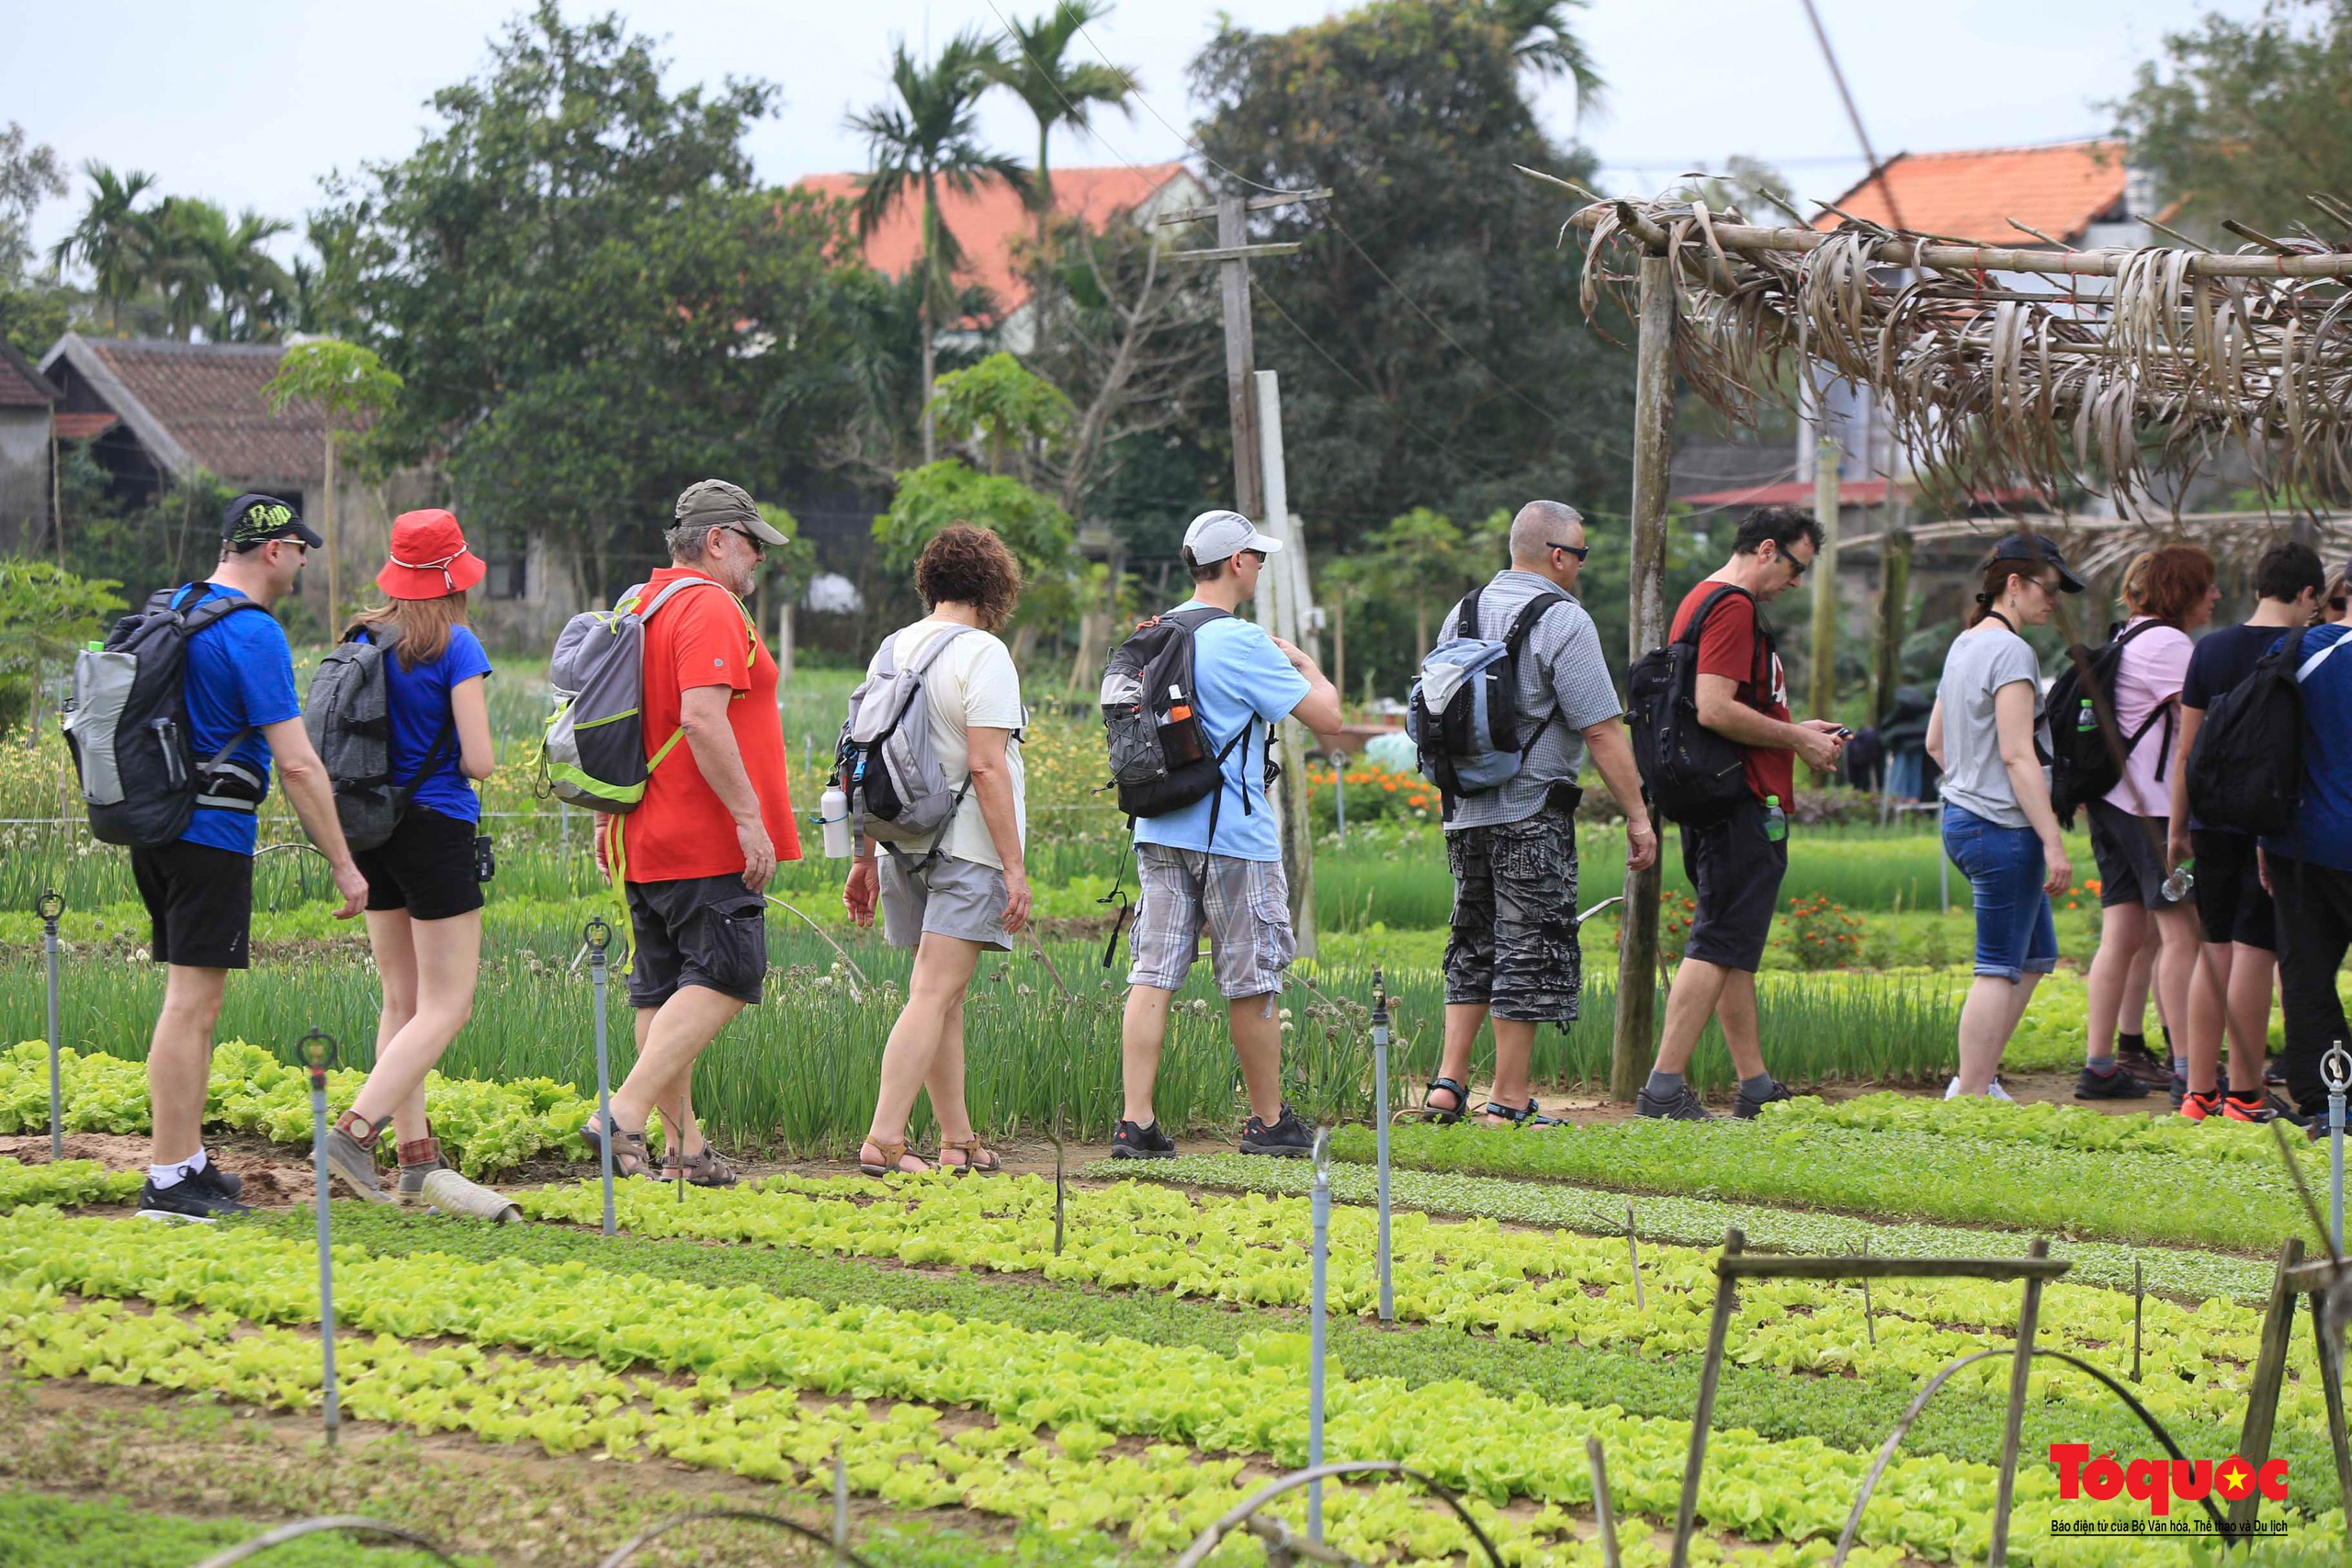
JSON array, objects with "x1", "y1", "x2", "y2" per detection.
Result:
[{"x1": 304, "y1": 624, "x2": 455, "y2": 852}]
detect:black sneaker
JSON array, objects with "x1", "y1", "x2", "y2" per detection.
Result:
[
  {"x1": 1109, "y1": 1120, "x2": 1178, "y2": 1160},
  {"x1": 2169, "y1": 1069, "x2": 2188, "y2": 1111},
  {"x1": 1634, "y1": 1085, "x2": 1716, "y2": 1122},
  {"x1": 137, "y1": 1161, "x2": 254, "y2": 1223},
  {"x1": 2075, "y1": 1066, "x2": 2151, "y2": 1101},
  {"x1": 1238, "y1": 1108, "x2": 1313, "y2": 1157},
  {"x1": 2266, "y1": 1061, "x2": 2289, "y2": 1089},
  {"x1": 1734, "y1": 1078, "x2": 1793, "y2": 1120},
  {"x1": 2117, "y1": 1038, "x2": 2170, "y2": 1089}
]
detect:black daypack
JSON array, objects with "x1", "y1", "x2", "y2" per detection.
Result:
[
  {"x1": 63, "y1": 582, "x2": 275, "y2": 847},
  {"x1": 1100, "y1": 606, "x2": 1265, "y2": 846},
  {"x1": 304, "y1": 625, "x2": 458, "y2": 853},
  {"x1": 2187, "y1": 625, "x2": 2345, "y2": 835},
  {"x1": 2043, "y1": 619, "x2": 2175, "y2": 826},
  {"x1": 1626, "y1": 584, "x2": 1765, "y2": 826}
]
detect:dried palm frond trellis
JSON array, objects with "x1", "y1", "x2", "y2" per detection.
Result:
[{"x1": 1551, "y1": 180, "x2": 2352, "y2": 510}]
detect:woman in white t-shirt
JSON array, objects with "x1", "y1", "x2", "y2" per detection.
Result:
[
  {"x1": 843, "y1": 525, "x2": 1029, "y2": 1177},
  {"x1": 1926, "y1": 536, "x2": 2079, "y2": 1098},
  {"x1": 2077, "y1": 544, "x2": 2218, "y2": 1101}
]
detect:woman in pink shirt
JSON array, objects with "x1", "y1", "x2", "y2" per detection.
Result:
[{"x1": 2078, "y1": 545, "x2": 2219, "y2": 1101}]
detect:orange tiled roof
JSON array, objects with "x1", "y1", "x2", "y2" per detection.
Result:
[
  {"x1": 1813, "y1": 141, "x2": 2129, "y2": 245},
  {"x1": 797, "y1": 162, "x2": 1193, "y2": 314}
]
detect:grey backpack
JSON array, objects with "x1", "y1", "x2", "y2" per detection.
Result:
[
  {"x1": 541, "y1": 577, "x2": 746, "y2": 813},
  {"x1": 833, "y1": 623, "x2": 976, "y2": 856},
  {"x1": 304, "y1": 624, "x2": 455, "y2": 852}
]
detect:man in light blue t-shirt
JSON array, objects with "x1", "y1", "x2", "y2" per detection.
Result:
[{"x1": 1114, "y1": 510, "x2": 1342, "y2": 1160}]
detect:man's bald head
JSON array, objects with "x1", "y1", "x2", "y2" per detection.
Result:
[{"x1": 1510, "y1": 501, "x2": 1584, "y2": 568}]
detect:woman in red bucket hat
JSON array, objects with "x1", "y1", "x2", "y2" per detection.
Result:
[{"x1": 313, "y1": 508, "x2": 499, "y2": 1203}]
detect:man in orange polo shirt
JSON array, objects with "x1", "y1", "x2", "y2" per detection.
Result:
[{"x1": 588, "y1": 479, "x2": 800, "y2": 1186}]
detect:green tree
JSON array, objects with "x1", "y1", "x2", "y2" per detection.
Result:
[
  {"x1": 2112, "y1": 0, "x2": 2352, "y2": 235},
  {"x1": 0, "y1": 123, "x2": 66, "y2": 283},
  {"x1": 317, "y1": 3, "x2": 853, "y2": 602},
  {"x1": 1486, "y1": 0, "x2": 1603, "y2": 106},
  {"x1": 986, "y1": 3, "x2": 1137, "y2": 333},
  {"x1": 49, "y1": 164, "x2": 156, "y2": 331},
  {"x1": 0, "y1": 560, "x2": 123, "y2": 732},
  {"x1": 1190, "y1": 0, "x2": 1633, "y2": 555},
  {"x1": 266, "y1": 340, "x2": 403, "y2": 621},
  {"x1": 873, "y1": 458, "x2": 1076, "y2": 653},
  {"x1": 848, "y1": 30, "x2": 1030, "y2": 464},
  {"x1": 928, "y1": 350, "x2": 1073, "y2": 477},
  {"x1": 1366, "y1": 506, "x2": 1468, "y2": 660}
]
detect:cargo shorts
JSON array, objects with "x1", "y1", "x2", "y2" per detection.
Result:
[
  {"x1": 1125, "y1": 844, "x2": 1295, "y2": 998},
  {"x1": 1443, "y1": 803, "x2": 1583, "y2": 1024}
]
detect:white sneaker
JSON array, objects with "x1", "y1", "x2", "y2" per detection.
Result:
[
  {"x1": 1944, "y1": 1077, "x2": 1965, "y2": 1100},
  {"x1": 1946, "y1": 1076, "x2": 2017, "y2": 1102}
]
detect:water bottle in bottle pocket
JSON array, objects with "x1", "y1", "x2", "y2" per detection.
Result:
[{"x1": 820, "y1": 783, "x2": 854, "y2": 859}]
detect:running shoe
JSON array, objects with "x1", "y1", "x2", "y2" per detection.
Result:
[
  {"x1": 2076, "y1": 1065, "x2": 2151, "y2": 1100},
  {"x1": 137, "y1": 1161, "x2": 253, "y2": 1223},
  {"x1": 1238, "y1": 1108, "x2": 1313, "y2": 1157},
  {"x1": 1634, "y1": 1084, "x2": 1716, "y2": 1121},
  {"x1": 2222, "y1": 1091, "x2": 2301, "y2": 1126},
  {"x1": 1109, "y1": 1120, "x2": 1178, "y2": 1160},
  {"x1": 2179, "y1": 1089, "x2": 2222, "y2": 1122},
  {"x1": 2118, "y1": 1037, "x2": 2171, "y2": 1088},
  {"x1": 1734, "y1": 1078, "x2": 1794, "y2": 1120}
]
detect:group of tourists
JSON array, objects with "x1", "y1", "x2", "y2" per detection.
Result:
[
  {"x1": 91, "y1": 473, "x2": 2352, "y2": 1219},
  {"x1": 1929, "y1": 534, "x2": 2352, "y2": 1128}
]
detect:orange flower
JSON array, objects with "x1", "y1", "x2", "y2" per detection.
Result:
[{"x1": 1383, "y1": 781, "x2": 1398, "y2": 792}]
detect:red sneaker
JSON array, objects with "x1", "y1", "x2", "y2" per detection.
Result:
[
  {"x1": 2179, "y1": 1090, "x2": 2222, "y2": 1122},
  {"x1": 2222, "y1": 1092, "x2": 2281, "y2": 1123}
]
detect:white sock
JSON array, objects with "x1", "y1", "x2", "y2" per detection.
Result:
[{"x1": 148, "y1": 1148, "x2": 208, "y2": 1189}]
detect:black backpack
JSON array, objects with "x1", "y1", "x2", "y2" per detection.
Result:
[
  {"x1": 1099, "y1": 606, "x2": 1266, "y2": 847},
  {"x1": 63, "y1": 582, "x2": 275, "y2": 847},
  {"x1": 2187, "y1": 625, "x2": 2343, "y2": 835},
  {"x1": 2043, "y1": 620, "x2": 2175, "y2": 826},
  {"x1": 1626, "y1": 584, "x2": 1766, "y2": 826}
]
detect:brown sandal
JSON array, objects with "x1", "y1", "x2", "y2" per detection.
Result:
[
  {"x1": 580, "y1": 1115, "x2": 654, "y2": 1179},
  {"x1": 937, "y1": 1138, "x2": 1001, "y2": 1176},
  {"x1": 661, "y1": 1144, "x2": 740, "y2": 1188},
  {"x1": 858, "y1": 1138, "x2": 929, "y2": 1178}
]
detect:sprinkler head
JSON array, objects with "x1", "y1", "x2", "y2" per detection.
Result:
[
  {"x1": 35, "y1": 889, "x2": 64, "y2": 924},
  {"x1": 297, "y1": 1028, "x2": 339, "y2": 1082},
  {"x1": 583, "y1": 917, "x2": 612, "y2": 953}
]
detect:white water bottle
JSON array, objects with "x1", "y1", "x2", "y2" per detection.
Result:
[{"x1": 820, "y1": 784, "x2": 854, "y2": 860}]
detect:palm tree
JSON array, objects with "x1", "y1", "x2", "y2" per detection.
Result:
[
  {"x1": 986, "y1": 3, "x2": 1136, "y2": 340},
  {"x1": 202, "y1": 209, "x2": 294, "y2": 341},
  {"x1": 1485, "y1": 0, "x2": 1603, "y2": 115},
  {"x1": 848, "y1": 30, "x2": 1030, "y2": 463},
  {"x1": 49, "y1": 163, "x2": 156, "y2": 331},
  {"x1": 146, "y1": 197, "x2": 228, "y2": 342}
]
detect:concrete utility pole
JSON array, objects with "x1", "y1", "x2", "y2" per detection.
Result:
[
  {"x1": 1808, "y1": 434, "x2": 1841, "y2": 782},
  {"x1": 1165, "y1": 186, "x2": 1332, "y2": 953},
  {"x1": 1611, "y1": 254, "x2": 1679, "y2": 1103}
]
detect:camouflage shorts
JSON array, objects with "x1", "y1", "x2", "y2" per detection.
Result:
[{"x1": 1442, "y1": 804, "x2": 1582, "y2": 1024}]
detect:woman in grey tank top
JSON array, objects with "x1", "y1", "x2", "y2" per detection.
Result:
[{"x1": 1926, "y1": 536, "x2": 2081, "y2": 1099}]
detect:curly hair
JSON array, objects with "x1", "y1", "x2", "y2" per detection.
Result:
[
  {"x1": 915, "y1": 524, "x2": 1023, "y2": 631},
  {"x1": 2134, "y1": 543, "x2": 2216, "y2": 627}
]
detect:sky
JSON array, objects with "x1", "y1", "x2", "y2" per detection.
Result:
[{"x1": 7, "y1": 0, "x2": 2225, "y2": 270}]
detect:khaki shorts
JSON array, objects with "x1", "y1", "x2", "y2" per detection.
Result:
[
  {"x1": 1125, "y1": 843, "x2": 1294, "y2": 998},
  {"x1": 879, "y1": 852, "x2": 1012, "y2": 951}
]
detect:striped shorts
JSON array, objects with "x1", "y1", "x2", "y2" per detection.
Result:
[{"x1": 1125, "y1": 843, "x2": 1295, "y2": 998}]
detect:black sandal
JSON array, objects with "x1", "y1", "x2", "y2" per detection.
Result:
[
  {"x1": 1478, "y1": 1099, "x2": 1565, "y2": 1130},
  {"x1": 1396, "y1": 1077, "x2": 1469, "y2": 1125}
]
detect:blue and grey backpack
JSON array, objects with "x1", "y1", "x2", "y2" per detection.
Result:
[{"x1": 1407, "y1": 585, "x2": 1567, "y2": 803}]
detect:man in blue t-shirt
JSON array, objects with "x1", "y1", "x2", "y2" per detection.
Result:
[
  {"x1": 2262, "y1": 561, "x2": 2352, "y2": 1131},
  {"x1": 1113, "y1": 510, "x2": 1343, "y2": 1160},
  {"x1": 134, "y1": 494, "x2": 368, "y2": 1222}
]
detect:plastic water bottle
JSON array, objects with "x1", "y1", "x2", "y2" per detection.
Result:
[
  {"x1": 2076, "y1": 698, "x2": 2097, "y2": 733},
  {"x1": 820, "y1": 784, "x2": 854, "y2": 860},
  {"x1": 2162, "y1": 861, "x2": 2195, "y2": 904},
  {"x1": 1762, "y1": 794, "x2": 1788, "y2": 843}
]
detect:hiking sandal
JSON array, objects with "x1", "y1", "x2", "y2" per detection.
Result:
[
  {"x1": 580, "y1": 1114, "x2": 655, "y2": 1179},
  {"x1": 937, "y1": 1138, "x2": 1002, "y2": 1176},
  {"x1": 1395, "y1": 1076, "x2": 1469, "y2": 1126},
  {"x1": 1478, "y1": 1099, "x2": 1564, "y2": 1130},
  {"x1": 661, "y1": 1144, "x2": 740, "y2": 1188},
  {"x1": 858, "y1": 1138, "x2": 929, "y2": 1178}
]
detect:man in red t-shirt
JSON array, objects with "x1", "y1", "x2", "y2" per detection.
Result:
[
  {"x1": 1636, "y1": 506, "x2": 1848, "y2": 1122},
  {"x1": 587, "y1": 479, "x2": 801, "y2": 1186}
]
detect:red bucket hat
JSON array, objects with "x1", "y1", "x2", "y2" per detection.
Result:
[{"x1": 377, "y1": 509, "x2": 488, "y2": 600}]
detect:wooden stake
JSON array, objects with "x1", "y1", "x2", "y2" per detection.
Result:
[
  {"x1": 1217, "y1": 195, "x2": 1263, "y2": 519},
  {"x1": 1988, "y1": 1238, "x2": 2051, "y2": 1567},
  {"x1": 1808, "y1": 434, "x2": 1840, "y2": 777},
  {"x1": 1871, "y1": 523, "x2": 1911, "y2": 724},
  {"x1": 1611, "y1": 252, "x2": 1677, "y2": 1103},
  {"x1": 1670, "y1": 1228, "x2": 1742, "y2": 1568},
  {"x1": 1626, "y1": 1202, "x2": 1645, "y2": 1312},
  {"x1": 2232, "y1": 1237, "x2": 2305, "y2": 1537},
  {"x1": 2132, "y1": 1258, "x2": 2143, "y2": 1383}
]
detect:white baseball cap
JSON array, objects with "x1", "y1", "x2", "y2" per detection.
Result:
[{"x1": 1182, "y1": 509, "x2": 1283, "y2": 565}]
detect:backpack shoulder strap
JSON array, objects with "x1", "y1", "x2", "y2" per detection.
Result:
[
  {"x1": 905, "y1": 622, "x2": 976, "y2": 677},
  {"x1": 1502, "y1": 592, "x2": 1568, "y2": 656},
  {"x1": 179, "y1": 586, "x2": 272, "y2": 636},
  {"x1": 2299, "y1": 630, "x2": 2348, "y2": 683},
  {"x1": 1677, "y1": 583, "x2": 1753, "y2": 648},
  {"x1": 1454, "y1": 585, "x2": 1485, "y2": 642}
]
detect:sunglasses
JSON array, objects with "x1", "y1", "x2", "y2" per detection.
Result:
[
  {"x1": 724, "y1": 525, "x2": 767, "y2": 558},
  {"x1": 1546, "y1": 540, "x2": 1589, "y2": 561}
]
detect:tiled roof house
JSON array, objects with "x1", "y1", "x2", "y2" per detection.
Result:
[
  {"x1": 0, "y1": 339, "x2": 61, "y2": 553},
  {"x1": 40, "y1": 334, "x2": 328, "y2": 507}
]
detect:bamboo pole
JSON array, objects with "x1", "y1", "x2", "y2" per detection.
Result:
[
  {"x1": 1871, "y1": 524, "x2": 1911, "y2": 724},
  {"x1": 1611, "y1": 253, "x2": 1677, "y2": 1102},
  {"x1": 1808, "y1": 435, "x2": 1840, "y2": 777}
]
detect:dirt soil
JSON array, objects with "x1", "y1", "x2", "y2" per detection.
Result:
[{"x1": 0, "y1": 1133, "x2": 315, "y2": 1202}]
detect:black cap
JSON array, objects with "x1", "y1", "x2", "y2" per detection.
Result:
[
  {"x1": 222, "y1": 492, "x2": 324, "y2": 550},
  {"x1": 1988, "y1": 532, "x2": 2085, "y2": 593}
]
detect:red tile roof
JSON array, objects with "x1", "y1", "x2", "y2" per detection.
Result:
[
  {"x1": 797, "y1": 162, "x2": 1194, "y2": 314},
  {"x1": 45, "y1": 336, "x2": 325, "y2": 486},
  {"x1": 0, "y1": 340, "x2": 57, "y2": 408},
  {"x1": 52, "y1": 412, "x2": 118, "y2": 440},
  {"x1": 1813, "y1": 141, "x2": 2129, "y2": 245}
]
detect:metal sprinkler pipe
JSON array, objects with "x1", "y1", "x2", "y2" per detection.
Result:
[
  {"x1": 585, "y1": 919, "x2": 616, "y2": 1237},
  {"x1": 2324, "y1": 1043, "x2": 2350, "y2": 1257},
  {"x1": 1371, "y1": 968, "x2": 1392, "y2": 1322},
  {"x1": 37, "y1": 889, "x2": 63, "y2": 1163},
  {"x1": 299, "y1": 1028, "x2": 343, "y2": 1449},
  {"x1": 1309, "y1": 1127, "x2": 1331, "y2": 1543}
]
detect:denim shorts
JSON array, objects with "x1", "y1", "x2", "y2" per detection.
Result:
[{"x1": 1941, "y1": 805, "x2": 2059, "y2": 983}]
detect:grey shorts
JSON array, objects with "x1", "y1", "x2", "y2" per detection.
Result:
[
  {"x1": 879, "y1": 852, "x2": 1012, "y2": 951},
  {"x1": 1125, "y1": 843, "x2": 1295, "y2": 998},
  {"x1": 1442, "y1": 804, "x2": 1582, "y2": 1024}
]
